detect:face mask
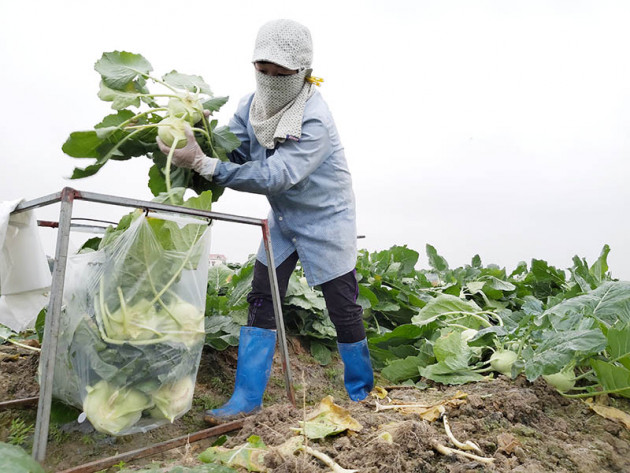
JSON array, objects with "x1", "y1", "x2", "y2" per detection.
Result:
[{"x1": 254, "y1": 69, "x2": 308, "y2": 117}]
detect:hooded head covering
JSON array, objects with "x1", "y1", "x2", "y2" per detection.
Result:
[{"x1": 249, "y1": 19, "x2": 317, "y2": 149}]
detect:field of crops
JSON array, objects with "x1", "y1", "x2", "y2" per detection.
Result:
[{"x1": 1, "y1": 243, "x2": 630, "y2": 472}]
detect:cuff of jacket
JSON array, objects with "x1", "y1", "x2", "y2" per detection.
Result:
[{"x1": 194, "y1": 157, "x2": 220, "y2": 181}]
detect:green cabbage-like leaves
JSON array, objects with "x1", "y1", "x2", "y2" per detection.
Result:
[
  {"x1": 95, "y1": 51, "x2": 153, "y2": 90},
  {"x1": 0, "y1": 442, "x2": 46, "y2": 473},
  {"x1": 163, "y1": 71, "x2": 212, "y2": 95},
  {"x1": 199, "y1": 435, "x2": 268, "y2": 472}
]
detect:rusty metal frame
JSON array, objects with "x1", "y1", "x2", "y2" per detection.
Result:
[{"x1": 9, "y1": 187, "x2": 295, "y2": 463}]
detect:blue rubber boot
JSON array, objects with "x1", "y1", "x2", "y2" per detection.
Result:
[
  {"x1": 337, "y1": 338, "x2": 374, "y2": 401},
  {"x1": 204, "y1": 326, "x2": 276, "y2": 424}
]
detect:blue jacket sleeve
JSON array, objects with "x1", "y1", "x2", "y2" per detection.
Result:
[
  {"x1": 212, "y1": 117, "x2": 332, "y2": 195},
  {"x1": 226, "y1": 104, "x2": 251, "y2": 165}
]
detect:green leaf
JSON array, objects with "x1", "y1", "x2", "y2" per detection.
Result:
[
  {"x1": 481, "y1": 276, "x2": 516, "y2": 292},
  {"x1": 544, "y1": 281, "x2": 630, "y2": 327},
  {"x1": 163, "y1": 71, "x2": 212, "y2": 95},
  {"x1": 0, "y1": 442, "x2": 46, "y2": 473},
  {"x1": 50, "y1": 400, "x2": 80, "y2": 424},
  {"x1": 285, "y1": 274, "x2": 326, "y2": 312},
  {"x1": 204, "y1": 316, "x2": 240, "y2": 350},
  {"x1": 466, "y1": 281, "x2": 486, "y2": 295},
  {"x1": 199, "y1": 435, "x2": 268, "y2": 471},
  {"x1": 411, "y1": 294, "x2": 483, "y2": 328},
  {"x1": 227, "y1": 261, "x2": 255, "y2": 310},
  {"x1": 606, "y1": 323, "x2": 630, "y2": 370},
  {"x1": 357, "y1": 285, "x2": 379, "y2": 310},
  {"x1": 95, "y1": 51, "x2": 153, "y2": 90},
  {"x1": 591, "y1": 359, "x2": 630, "y2": 398},
  {"x1": 184, "y1": 190, "x2": 214, "y2": 212},
  {"x1": 590, "y1": 244, "x2": 611, "y2": 284},
  {"x1": 571, "y1": 256, "x2": 597, "y2": 292},
  {"x1": 368, "y1": 323, "x2": 428, "y2": 347},
  {"x1": 120, "y1": 465, "x2": 236, "y2": 473},
  {"x1": 35, "y1": 308, "x2": 46, "y2": 343},
  {"x1": 148, "y1": 164, "x2": 167, "y2": 196},
  {"x1": 203, "y1": 96, "x2": 229, "y2": 113},
  {"x1": 207, "y1": 264, "x2": 234, "y2": 295},
  {"x1": 524, "y1": 329, "x2": 608, "y2": 380},
  {"x1": 418, "y1": 361, "x2": 487, "y2": 385},
  {"x1": 97, "y1": 81, "x2": 142, "y2": 109},
  {"x1": 426, "y1": 244, "x2": 449, "y2": 271},
  {"x1": 62, "y1": 130, "x2": 102, "y2": 158},
  {"x1": 213, "y1": 126, "x2": 241, "y2": 154},
  {"x1": 471, "y1": 254, "x2": 482, "y2": 268},
  {"x1": 70, "y1": 162, "x2": 106, "y2": 179},
  {"x1": 0, "y1": 324, "x2": 14, "y2": 342},
  {"x1": 381, "y1": 355, "x2": 427, "y2": 383},
  {"x1": 433, "y1": 330, "x2": 473, "y2": 370},
  {"x1": 96, "y1": 110, "x2": 136, "y2": 129},
  {"x1": 310, "y1": 340, "x2": 332, "y2": 365}
]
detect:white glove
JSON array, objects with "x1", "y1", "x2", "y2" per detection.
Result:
[{"x1": 156, "y1": 126, "x2": 219, "y2": 179}]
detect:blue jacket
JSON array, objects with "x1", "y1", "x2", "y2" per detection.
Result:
[{"x1": 212, "y1": 90, "x2": 357, "y2": 286}]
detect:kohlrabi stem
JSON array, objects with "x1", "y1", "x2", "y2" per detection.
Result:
[
  {"x1": 515, "y1": 326, "x2": 535, "y2": 358},
  {"x1": 147, "y1": 229, "x2": 203, "y2": 307},
  {"x1": 562, "y1": 386, "x2": 630, "y2": 398},
  {"x1": 98, "y1": 279, "x2": 114, "y2": 337},
  {"x1": 141, "y1": 231, "x2": 186, "y2": 327},
  {"x1": 137, "y1": 71, "x2": 180, "y2": 94},
  {"x1": 0, "y1": 335, "x2": 41, "y2": 353},
  {"x1": 117, "y1": 287, "x2": 129, "y2": 335},
  {"x1": 118, "y1": 108, "x2": 167, "y2": 129},
  {"x1": 95, "y1": 129, "x2": 144, "y2": 166},
  {"x1": 138, "y1": 93, "x2": 181, "y2": 100},
  {"x1": 164, "y1": 138, "x2": 179, "y2": 205},
  {"x1": 573, "y1": 369, "x2": 594, "y2": 381},
  {"x1": 191, "y1": 126, "x2": 219, "y2": 159},
  {"x1": 100, "y1": 333, "x2": 171, "y2": 346},
  {"x1": 449, "y1": 323, "x2": 473, "y2": 331},
  {"x1": 199, "y1": 114, "x2": 220, "y2": 159}
]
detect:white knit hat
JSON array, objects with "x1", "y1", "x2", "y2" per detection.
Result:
[{"x1": 252, "y1": 19, "x2": 313, "y2": 71}]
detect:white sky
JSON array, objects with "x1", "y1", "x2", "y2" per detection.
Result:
[{"x1": 1, "y1": 0, "x2": 629, "y2": 280}]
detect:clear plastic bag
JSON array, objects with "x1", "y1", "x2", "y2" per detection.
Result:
[{"x1": 52, "y1": 213, "x2": 211, "y2": 435}]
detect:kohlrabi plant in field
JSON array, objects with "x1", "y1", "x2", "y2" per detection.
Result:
[{"x1": 62, "y1": 51, "x2": 240, "y2": 202}]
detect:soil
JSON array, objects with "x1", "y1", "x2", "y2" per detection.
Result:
[{"x1": 1, "y1": 339, "x2": 630, "y2": 473}]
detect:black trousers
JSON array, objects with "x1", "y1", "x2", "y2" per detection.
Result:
[{"x1": 246, "y1": 252, "x2": 366, "y2": 343}]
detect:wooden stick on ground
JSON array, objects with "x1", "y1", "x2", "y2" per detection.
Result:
[{"x1": 57, "y1": 419, "x2": 245, "y2": 473}]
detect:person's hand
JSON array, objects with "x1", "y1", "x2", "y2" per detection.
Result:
[{"x1": 157, "y1": 125, "x2": 207, "y2": 171}]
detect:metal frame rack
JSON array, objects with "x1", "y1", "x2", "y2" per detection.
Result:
[{"x1": 10, "y1": 187, "x2": 295, "y2": 463}]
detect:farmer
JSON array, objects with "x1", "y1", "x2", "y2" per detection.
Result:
[{"x1": 157, "y1": 18, "x2": 373, "y2": 424}]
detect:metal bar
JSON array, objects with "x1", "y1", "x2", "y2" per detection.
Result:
[
  {"x1": 32, "y1": 188, "x2": 75, "y2": 462},
  {"x1": 56, "y1": 420, "x2": 244, "y2": 473},
  {"x1": 0, "y1": 397, "x2": 39, "y2": 410},
  {"x1": 77, "y1": 189, "x2": 265, "y2": 226},
  {"x1": 12, "y1": 191, "x2": 63, "y2": 214},
  {"x1": 38, "y1": 220, "x2": 108, "y2": 234},
  {"x1": 16, "y1": 187, "x2": 266, "y2": 226},
  {"x1": 37, "y1": 220, "x2": 59, "y2": 228},
  {"x1": 261, "y1": 220, "x2": 296, "y2": 406}
]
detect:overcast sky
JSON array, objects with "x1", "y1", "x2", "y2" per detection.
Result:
[{"x1": 1, "y1": 0, "x2": 629, "y2": 280}]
